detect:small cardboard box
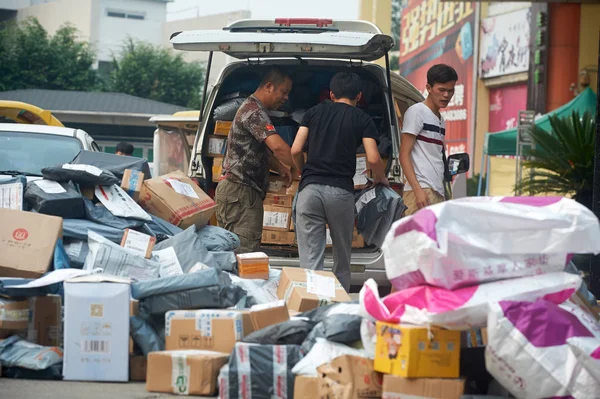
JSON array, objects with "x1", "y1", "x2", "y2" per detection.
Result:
[
  {"x1": 249, "y1": 300, "x2": 290, "y2": 331},
  {"x1": 147, "y1": 350, "x2": 229, "y2": 396},
  {"x1": 213, "y1": 120, "x2": 232, "y2": 136},
  {"x1": 354, "y1": 154, "x2": 372, "y2": 190},
  {"x1": 0, "y1": 298, "x2": 29, "y2": 330},
  {"x1": 286, "y1": 180, "x2": 300, "y2": 196},
  {"x1": 276, "y1": 267, "x2": 351, "y2": 312},
  {"x1": 63, "y1": 275, "x2": 131, "y2": 382},
  {"x1": 212, "y1": 158, "x2": 223, "y2": 183},
  {"x1": 129, "y1": 355, "x2": 147, "y2": 382},
  {"x1": 28, "y1": 295, "x2": 62, "y2": 347},
  {"x1": 204, "y1": 135, "x2": 227, "y2": 157},
  {"x1": 0, "y1": 209, "x2": 63, "y2": 278},
  {"x1": 263, "y1": 205, "x2": 292, "y2": 232},
  {"x1": 121, "y1": 169, "x2": 145, "y2": 202},
  {"x1": 139, "y1": 170, "x2": 216, "y2": 229},
  {"x1": 165, "y1": 310, "x2": 253, "y2": 354},
  {"x1": 317, "y1": 355, "x2": 383, "y2": 399},
  {"x1": 268, "y1": 175, "x2": 288, "y2": 195},
  {"x1": 120, "y1": 229, "x2": 156, "y2": 259},
  {"x1": 264, "y1": 193, "x2": 293, "y2": 208},
  {"x1": 236, "y1": 252, "x2": 270, "y2": 280},
  {"x1": 382, "y1": 375, "x2": 466, "y2": 399},
  {"x1": 325, "y1": 227, "x2": 365, "y2": 249},
  {"x1": 294, "y1": 376, "x2": 320, "y2": 399},
  {"x1": 374, "y1": 322, "x2": 461, "y2": 378},
  {"x1": 261, "y1": 230, "x2": 295, "y2": 246}
]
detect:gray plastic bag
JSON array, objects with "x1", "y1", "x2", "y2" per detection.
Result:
[
  {"x1": 355, "y1": 185, "x2": 407, "y2": 248},
  {"x1": 82, "y1": 197, "x2": 144, "y2": 230},
  {"x1": 63, "y1": 239, "x2": 90, "y2": 269},
  {"x1": 131, "y1": 267, "x2": 222, "y2": 300},
  {"x1": 63, "y1": 218, "x2": 124, "y2": 243},
  {"x1": 130, "y1": 316, "x2": 164, "y2": 356},
  {"x1": 0, "y1": 336, "x2": 63, "y2": 370},
  {"x1": 242, "y1": 319, "x2": 315, "y2": 346},
  {"x1": 196, "y1": 225, "x2": 240, "y2": 252}
]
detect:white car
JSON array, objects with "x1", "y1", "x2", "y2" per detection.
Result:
[{"x1": 0, "y1": 123, "x2": 99, "y2": 181}]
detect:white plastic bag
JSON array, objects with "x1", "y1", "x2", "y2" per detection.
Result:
[
  {"x1": 291, "y1": 338, "x2": 372, "y2": 377},
  {"x1": 228, "y1": 269, "x2": 281, "y2": 305},
  {"x1": 383, "y1": 196, "x2": 600, "y2": 290},
  {"x1": 95, "y1": 184, "x2": 151, "y2": 221}
]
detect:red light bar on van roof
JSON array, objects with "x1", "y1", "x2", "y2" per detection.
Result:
[{"x1": 275, "y1": 18, "x2": 333, "y2": 27}]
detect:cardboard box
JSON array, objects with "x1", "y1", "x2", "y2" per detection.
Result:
[
  {"x1": 0, "y1": 180, "x2": 24, "y2": 210},
  {"x1": 268, "y1": 175, "x2": 288, "y2": 195},
  {"x1": 0, "y1": 298, "x2": 29, "y2": 330},
  {"x1": 382, "y1": 375, "x2": 466, "y2": 399},
  {"x1": 121, "y1": 169, "x2": 145, "y2": 202},
  {"x1": 374, "y1": 322, "x2": 461, "y2": 378},
  {"x1": 213, "y1": 120, "x2": 232, "y2": 136},
  {"x1": 276, "y1": 267, "x2": 352, "y2": 312},
  {"x1": 261, "y1": 230, "x2": 296, "y2": 246},
  {"x1": 120, "y1": 229, "x2": 156, "y2": 259},
  {"x1": 139, "y1": 170, "x2": 217, "y2": 229},
  {"x1": 0, "y1": 209, "x2": 63, "y2": 278},
  {"x1": 28, "y1": 295, "x2": 61, "y2": 347},
  {"x1": 80, "y1": 186, "x2": 95, "y2": 201},
  {"x1": 325, "y1": 227, "x2": 365, "y2": 249},
  {"x1": 130, "y1": 299, "x2": 139, "y2": 354},
  {"x1": 249, "y1": 300, "x2": 290, "y2": 331},
  {"x1": 147, "y1": 350, "x2": 229, "y2": 396},
  {"x1": 294, "y1": 376, "x2": 320, "y2": 399},
  {"x1": 236, "y1": 252, "x2": 270, "y2": 280},
  {"x1": 204, "y1": 135, "x2": 227, "y2": 157},
  {"x1": 354, "y1": 154, "x2": 372, "y2": 190},
  {"x1": 286, "y1": 180, "x2": 300, "y2": 196},
  {"x1": 130, "y1": 355, "x2": 147, "y2": 382},
  {"x1": 264, "y1": 193, "x2": 293, "y2": 208},
  {"x1": 317, "y1": 355, "x2": 383, "y2": 399},
  {"x1": 165, "y1": 310, "x2": 252, "y2": 354},
  {"x1": 63, "y1": 275, "x2": 131, "y2": 382},
  {"x1": 263, "y1": 205, "x2": 292, "y2": 232},
  {"x1": 212, "y1": 158, "x2": 223, "y2": 183}
]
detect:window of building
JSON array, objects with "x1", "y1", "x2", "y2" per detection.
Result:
[{"x1": 106, "y1": 9, "x2": 145, "y2": 20}]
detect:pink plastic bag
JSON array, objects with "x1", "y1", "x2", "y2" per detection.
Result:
[
  {"x1": 383, "y1": 197, "x2": 600, "y2": 290},
  {"x1": 359, "y1": 272, "x2": 581, "y2": 330}
]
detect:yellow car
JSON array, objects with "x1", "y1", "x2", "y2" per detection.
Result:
[{"x1": 0, "y1": 100, "x2": 64, "y2": 127}]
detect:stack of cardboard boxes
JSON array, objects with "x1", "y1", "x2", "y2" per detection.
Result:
[{"x1": 208, "y1": 121, "x2": 231, "y2": 183}]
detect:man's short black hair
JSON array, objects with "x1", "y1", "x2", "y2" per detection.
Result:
[
  {"x1": 116, "y1": 141, "x2": 134, "y2": 156},
  {"x1": 259, "y1": 68, "x2": 292, "y2": 88},
  {"x1": 427, "y1": 64, "x2": 458, "y2": 87},
  {"x1": 329, "y1": 72, "x2": 362, "y2": 100}
]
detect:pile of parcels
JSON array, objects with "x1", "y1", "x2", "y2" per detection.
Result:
[{"x1": 1, "y1": 150, "x2": 600, "y2": 399}]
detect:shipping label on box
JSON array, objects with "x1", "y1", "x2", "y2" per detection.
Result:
[
  {"x1": 264, "y1": 193, "x2": 293, "y2": 208},
  {"x1": 263, "y1": 205, "x2": 291, "y2": 232},
  {"x1": 121, "y1": 169, "x2": 145, "y2": 202},
  {"x1": 382, "y1": 375, "x2": 465, "y2": 399},
  {"x1": 95, "y1": 184, "x2": 151, "y2": 221},
  {"x1": 277, "y1": 268, "x2": 351, "y2": 312},
  {"x1": 0, "y1": 298, "x2": 29, "y2": 330},
  {"x1": 213, "y1": 121, "x2": 232, "y2": 136},
  {"x1": 354, "y1": 154, "x2": 372, "y2": 190},
  {"x1": 261, "y1": 230, "x2": 295, "y2": 246},
  {"x1": 28, "y1": 295, "x2": 62, "y2": 347},
  {"x1": 0, "y1": 182, "x2": 24, "y2": 210},
  {"x1": 121, "y1": 229, "x2": 156, "y2": 259},
  {"x1": 204, "y1": 135, "x2": 227, "y2": 157},
  {"x1": 374, "y1": 322, "x2": 461, "y2": 379},
  {"x1": 268, "y1": 175, "x2": 288, "y2": 195}
]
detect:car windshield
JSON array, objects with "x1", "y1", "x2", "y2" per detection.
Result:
[{"x1": 0, "y1": 131, "x2": 83, "y2": 176}]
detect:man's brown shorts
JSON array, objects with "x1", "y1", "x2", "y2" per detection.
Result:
[{"x1": 402, "y1": 188, "x2": 445, "y2": 216}]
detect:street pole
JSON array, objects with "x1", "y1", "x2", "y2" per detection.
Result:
[{"x1": 590, "y1": 30, "x2": 600, "y2": 297}]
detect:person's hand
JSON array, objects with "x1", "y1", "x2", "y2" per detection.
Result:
[
  {"x1": 415, "y1": 187, "x2": 430, "y2": 210},
  {"x1": 373, "y1": 176, "x2": 390, "y2": 187},
  {"x1": 290, "y1": 166, "x2": 301, "y2": 181},
  {"x1": 281, "y1": 168, "x2": 293, "y2": 187}
]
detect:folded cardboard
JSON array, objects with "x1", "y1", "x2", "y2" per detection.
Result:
[
  {"x1": 382, "y1": 375, "x2": 466, "y2": 399},
  {"x1": 374, "y1": 322, "x2": 461, "y2": 378},
  {"x1": 236, "y1": 252, "x2": 270, "y2": 280},
  {"x1": 277, "y1": 267, "x2": 351, "y2": 312},
  {"x1": 317, "y1": 355, "x2": 383, "y2": 399},
  {"x1": 354, "y1": 154, "x2": 372, "y2": 190},
  {"x1": 139, "y1": 170, "x2": 217, "y2": 229},
  {"x1": 147, "y1": 350, "x2": 229, "y2": 396},
  {"x1": 0, "y1": 298, "x2": 29, "y2": 330},
  {"x1": 121, "y1": 169, "x2": 145, "y2": 202},
  {"x1": 261, "y1": 230, "x2": 296, "y2": 246},
  {"x1": 268, "y1": 175, "x2": 289, "y2": 195},
  {"x1": 325, "y1": 226, "x2": 365, "y2": 249},
  {"x1": 249, "y1": 300, "x2": 290, "y2": 331},
  {"x1": 294, "y1": 376, "x2": 320, "y2": 399},
  {"x1": 263, "y1": 205, "x2": 292, "y2": 232},
  {"x1": 213, "y1": 120, "x2": 232, "y2": 136},
  {"x1": 204, "y1": 135, "x2": 227, "y2": 157},
  {"x1": 28, "y1": 295, "x2": 62, "y2": 347},
  {"x1": 63, "y1": 275, "x2": 131, "y2": 382},
  {"x1": 120, "y1": 229, "x2": 156, "y2": 259},
  {"x1": 0, "y1": 209, "x2": 63, "y2": 278},
  {"x1": 212, "y1": 158, "x2": 223, "y2": 183},
  {"x1": 130, "y1": 355, "x2": 147, "y2": 382},
  {"x1": 165, "y1": 310, "x2": 252, "y2": 354},
  {"x1": 264, "y1": 193, "x2": 293, "y2": 208}
]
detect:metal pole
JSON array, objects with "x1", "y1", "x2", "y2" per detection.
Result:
[
  {"x1": 485, "y1": 155, "x2": 491, "y2": 196},
  {"x1": 477, "y1": 148, "x2": 485, "y2": 196},
  {"x1": 590, "y1": 30, "x2": 600, "y2": 297}
]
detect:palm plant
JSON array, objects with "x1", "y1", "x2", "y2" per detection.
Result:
[{"x1": 514, "y1": 111, "x2": 595, "y2": 209}]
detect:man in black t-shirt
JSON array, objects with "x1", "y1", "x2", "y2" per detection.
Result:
[{"x1": 291, "y1": 72, "x2": 388, "y2": 291}]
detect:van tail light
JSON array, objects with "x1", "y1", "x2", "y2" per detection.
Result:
[{"x1": 275, "y1": 18, "x2": 333, "y2": 27}]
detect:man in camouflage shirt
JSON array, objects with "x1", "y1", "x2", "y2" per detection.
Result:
[{"x1": 216, "y1": 68, "x2": 295, "y2": 253}]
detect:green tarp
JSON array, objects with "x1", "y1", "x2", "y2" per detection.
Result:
[{"x1": 484, "y1": 87, "x2": 597, "y2": 156}]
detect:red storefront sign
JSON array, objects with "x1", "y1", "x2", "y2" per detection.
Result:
[{"x1": 488, "y1": 83, "x2": 528, "y2": 133}]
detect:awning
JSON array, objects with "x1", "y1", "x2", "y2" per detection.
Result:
[{"x1": 484, "y1": 87, "x2": 597, "y2": 156}]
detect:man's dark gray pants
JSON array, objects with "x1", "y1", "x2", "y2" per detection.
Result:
[{"x1": 295, "y1": 184, "x2": 354, "y2": 291}]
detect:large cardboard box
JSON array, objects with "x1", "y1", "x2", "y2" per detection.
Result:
[
  {"x1": 374, "y1": 322, "x2": 461, "y2": 378},
  {"x1": 0, "y1": 209, "x2": 63, "y2": 278},
  {"x1": 268, "y1": 175, "x2": 289, "y2": 195},
  {"x1": 204, "y1": 135, "x2": 227, "y2": 157},
  {"x1": 249, "y1": 300, "x2": 290, "y2": 331},
  {"x1": 294, "y1": 376, "x2": 320, "y2": 399},
  {"x1": 139, "y1": 170, "x2": 216, "y2": 229},
  {"x1": 317, "y1": 355, "x2": 383, "y2": 398},
  {"x1": 286, "y1": 180, "x2": 300, "y2": 196},
  {"x1": 165, "y1": 310, "x2": 252, "y2": 354},
  {"x1": 0, "y1": 298, "x2": 29, "y2": 330},
  {"x1": 261, "y1": 230, "x2": 295, "y2": 246},
  {"x1": 236, "y1": 252, "x2": 270, "y2": 280},
  {"x1": 63, "y1": 275, "x2": 130, "y2": 382},
  {"x1": 276, "y1": 267, "x2": 351, "y2": 312},
  {"x1": 147, "y1": 350, "x2": 229, "y2": 396},
  {"x1": 129, "y1": 355, "x2": 147, "y2": 382},
  {"x1": 382, "y1": 375, "x2": 465, "y2": 399},
  {"x1": 212, "y1": 158, "x2": 223, "y2": 183},
  {"x1": 264, "y1": 193, "x2": 293, "y2": 208},
  {"x1": 263, "y1": 205, "x2": 292, "y2": 232},
  {"x1": 121, "y1": 169, "x2": 144, "y2": 202},
  {"x1": 213, "y1": 120, "x2": 232, "y2": 136},
  {"x1": 28, "y1": 295, "x2": 62, "y2": 347}
]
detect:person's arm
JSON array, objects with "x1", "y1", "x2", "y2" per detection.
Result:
[
  {"x1": 363, "y1": 137, "x2": 388, "y2": 186},
  {"x1": 264, "y1": 134, "x2": 295, "y2": 168},
  {"x1": 269, "y1": 152, "x2": 292, "y2": 187},
  {"x1": 291, "y1": 126, "x2": 308, "y2": 173},
  {"x1": 399, "y1": 108, "x2": 429, "y2": 209},
  {"x1": 244, "y1": 109, "x2": 295, "y2": 168}
]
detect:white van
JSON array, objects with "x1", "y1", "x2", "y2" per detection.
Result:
[{"x1": 170, "y1": 19, "x2": 432, "y2": 288}]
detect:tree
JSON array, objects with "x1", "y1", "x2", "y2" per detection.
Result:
[
  {"x1": 0, "y1": 18, "x2": 98, "y2": 92},
  {"x1": 514, "y1": 111, "x2": 595, "y2": 209},
  {"x1": 390, "y1": 0, "x2": 402, "y2": 52},
  {"x1": 109, "y1": 39, "x2": 205, "y2": 109}
]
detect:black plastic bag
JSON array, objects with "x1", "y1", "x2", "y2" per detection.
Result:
[
  {"x1": 24, "y1": 180, "x2": 85, "y2": 219},
  {"x1": 71, "y1": 150, "x2": 151, "y2": 181},
  {"x1": 130, "y1": 316, "x2": 164, "y2": 356},
  {"x1": 82, "y1": 197, "x2": 144, "y2": 230},
  {"x1": 301, "y1": 314, "x2": 363, "y2": 353},
  {"x1": 0, "y1": 277, "x2": 62, "y2": 298},
  {"x1": 242, "y1": 319, "x2": 316, "y2": 346},
  {"x1": 2, "y1": 363, "x2": 63, "y2": 380},
  {"x1": 213, "y1": 95, "x2": 247, "y2": 121},
  {"x1": 42, "y1": 164, "x2": 120, "y2": 186}
]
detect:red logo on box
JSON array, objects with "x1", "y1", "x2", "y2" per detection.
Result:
[{"x1": 12, "y1": 228, "x2": 28, "y2": 241}]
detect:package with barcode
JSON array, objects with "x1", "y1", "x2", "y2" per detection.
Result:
[{"x1": 263, "y1": 205, "x2": 291, "y2": 232}]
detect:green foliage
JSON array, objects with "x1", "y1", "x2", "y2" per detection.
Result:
[
  {"x1": 109, "y1": 39, "x2": 205, "y2": 108},
  {"x1": 0, "y1": 18, "x2": 98, "y2": 91},
  {"x1": 391, "y1": 0, "x2": 402, "y2": 52}
]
